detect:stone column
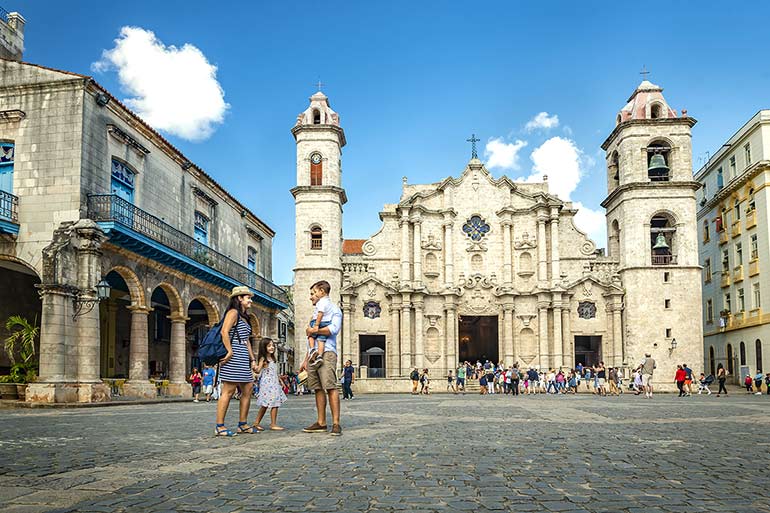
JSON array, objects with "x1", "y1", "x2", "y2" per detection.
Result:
[
  {"x1": 443, "y1": 218, "x2": 454, "y2": 287},
  {"x1": 127, "y1": 306, "x2": 151, "y2": 382},
  {"x1": 341, "y1": 298, "x2": 355, "y2": 368},
  {"x1": 400, "y1": 296, "x2": 412, "y2": 371},
  {"x1": 612, "y1": 304, "x2": 623, "y2": 367},
  {"x1": 552, "y1": 297, "x2": 563, "y2": 369},
  {"x1": 388, "y1": 298, "x2": 401, "y2": 377},
  {"x1": 412, "y1": 217, "x2": 422, "y2": 288},
  {"x1": 537, "y1": 213, "x2": 548, "y2": 286},
  {"x1": 550, "y1": 208, "x2": 560, "y2": 286},
  {"x1": 37, "y1": 286, "x2": 71, "y2": 383},
  {"x1": 562, "y1": 305, "x2": 572, "y2": 368},
  {"x1": 168, "y1": 315, "x2": 188, "y2": 387},
  {"x1": 502, "y1": 221, "x2": 513, "y2": 285},
  {"x1": 444, "y1": 299, "x2": 457, "y2": 371},
  {"x1": 414, "y1": 298, "x2": 424, "y2": 370},
  {"x1": 537, "y1": 300, "x2": 549, "y2": 369},
  {"x1": 502, "y1": 304, "x2": 514, "y2": 364},
  {"x1": 400, "y1": 210, "x2": 411, "y2": 282}
]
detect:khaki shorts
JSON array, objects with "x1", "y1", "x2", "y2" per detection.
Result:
[
  {"x1": 642, "y1": 374, "x2": 653, "y2": 386},
  {"x1": 306, "y1": 352, "x2": 338, "y2": 391}
]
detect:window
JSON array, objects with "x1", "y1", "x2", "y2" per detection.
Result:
[
  {"x1": 738, "y1": 288, "x2": 745, "y2": 312},
  {"x1": 665, "y1": 328, "x2": 672, "y2": 338},
  {"x1": 647, "y1": 142, "x2": 670, "y2": 182},
  {"x1": 727, "y1": 344, "x2": 734, "y2": 374},
  {"x1": 650, "y1": 103, "x2": 662, "y2": 119},
  {"x1": 650, "y1": 214, "x2": 675, "y2": 265},
  {"x1": 717, "y1": 168, "x2": 724, "y2": 189},
  {"x1": 663, "y1": 271, "x2": 670, "y2": 282},
  {"x1": 722, "y1": 249, "x2": 729, "y2": 272},
  {"x1": 754, "y1": 282, "x2": 761, "y2": 309},
  {"x1": 0, "y1": 141, "x2": 14, "y2": 195},
  {"x1": 313, "y1": 109, "x2": 321, "y2": 124},
  {"x1": 664, "y1": 299, "x2": 671, "y2": 309},
  {"x1": 706, "y1": 299, "x2": 714, "y2": 323},
  {"x1": 748, "y1": 188, "x2": 756, "y2": 211},
  {"x1": 462, "y1": 215, "x2": 491, "y2": 242},
  {"x1": 750, "y1": 234, "x2": 758, "y2": 259},
  {"x1": 729, "y1": 156, "x2": 736, "y2": 177},
  {"x1": 736, "y1": 242, "x2": 743, "y2": 265},
  {"x1": 310, "y1": 152, "x2": 323, "y2": 186},
  {"x1": 756, "y1": 339, "x2": 763, "y2": 372},
  {"x1": 724, "y1": 293, "x2": 732, "y2": 313},
  {"x1": 194, "y1": 211, "x2": 209, "y2": 245},
  {"x1": 704, "y1": 259, "x2": 711, "y2": 282},
  {"x1": 111, "y1": 158, "x2": 136, "y2": 203},
  {"x1": 310, "y1": 226, "x2": 322, "y2": 250},
  {"x1": 247, "y1": 246, "x2": 257, "y2": 272},
  {"x1": 734, "y1": 198, "x2": 741, "y2": 220},
  {"x1": 740, "y1": 342, "x2": 746, "y2": 365},
  {"x1": 703, "y1": 221, "x2": 710, "y2": 243},
  {"x1": 745, "y1": 143, "x2": 752, "y2": 166}
]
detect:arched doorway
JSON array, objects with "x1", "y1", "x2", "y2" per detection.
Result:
[
  {"x1": 0, "y1": 257, "x2": 41, "y2": 374},
  {"x1": 709, "y1": 346, "x2": 716, "y2": 376},
  {"x1": 186, "y1": 298, "x2": 218, "y2": 376},
  {"x1": 149, "y1": 286, "x2": 173, "y2": 378},
  {"x1": 756, "y1": 339, "x2": 763, "y2": 372},
  {"x1": 99, "y1": 270, "x2": 134, "y2": 379}
]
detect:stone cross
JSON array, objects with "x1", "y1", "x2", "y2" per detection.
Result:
[{"x1": 466, "y1": 133, "x2": 480, "y2": 159}]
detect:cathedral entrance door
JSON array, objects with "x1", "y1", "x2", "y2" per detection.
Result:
[
  {"x1": 574, "y1": 336, "x2": 602, "y2": 367},
  {"x1": 359, "y1": 335, "x2": 385, "y2": 378},
  {"x1": 458, "y1": 316, "x2": 499, "y2": 364}
]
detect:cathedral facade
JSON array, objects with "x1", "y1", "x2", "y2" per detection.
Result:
[{"x1": 292, "y1": 82, "x2": 704, "y2": 390}]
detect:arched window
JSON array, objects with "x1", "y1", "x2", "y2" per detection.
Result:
[
  {"x1": 650, "y1": 213, "x2": 676, "y2": 265},
  {"x1": 310, "y1": 153, "x2": 322, "y2": 186},
  {"x1": 740, "y1": 341, "x2": 746, "y2": 365},
  {"x1": 734, "y1": 198, "x2": 741, "y2": 220},
  {"x1": 727, "y1": 344, "x2": 734, "y2": 374},
  {"x1": 471, "y1": 254, "x2": 483, "y2": 272},
  {"x1": 609, "y1": 151, "x2": 619, "y2": 188},
  {"x1": 425, "y1": 252, "x2": 438, "y2": 274},
  {"x1": 647, "y1": 141, "x2": 671, "y2": 182},
  {"x1": 709, "y1": 346, "x2": 715, "y2": 376},
  {"x1": 757, "y1": 339, "x2": 763, "y2": 372},
  {"x1": 650, "y1": 103, "x2": 662, "y2": 119},
  {"x1": 312, "y1": 109, "x2": 321, "y2": 124},
  {"x1": 609, "y1": 220, "x2": 620, "y2": 257},
  {"x1": 310, "y1": 226, "x2": 322, "y2": 250}
]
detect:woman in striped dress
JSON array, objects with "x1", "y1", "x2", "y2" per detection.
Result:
[{"x1": 215, "y1": 286, "x2": 259, "y2": 436}]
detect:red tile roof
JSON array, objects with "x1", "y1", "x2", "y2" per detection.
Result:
[{"x1": 342, "y1": 239, "x2": 366, "y2": 255}]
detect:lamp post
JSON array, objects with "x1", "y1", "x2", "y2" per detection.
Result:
[{"x1": 72, "y1": 279, "x2": 111, "y2": 321}]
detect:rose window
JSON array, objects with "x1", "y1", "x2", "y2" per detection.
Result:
[{"x1": 462, "y1": 215, "x2": 490, "y2": 242}]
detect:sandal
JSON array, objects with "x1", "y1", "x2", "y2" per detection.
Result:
[
  {"x1": 253, "y1": 425, "x2": 265, "y2": 432},
  {"x1": 237, "y1": 422, "x2": 258, "y2": 434},
  {"x1": 215, "y1": 424, "x2": 237, "y2": 437},
  {"x1": 269, "y1": 425, "x2": 285, "y2": 431}
]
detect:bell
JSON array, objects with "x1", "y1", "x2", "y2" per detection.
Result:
[
  {"x1": 652, "y1": 233, "x2": 669, "y2": 250},
  {"x1": 648, "y1": 153, "x2": 669, "y2": 178}
]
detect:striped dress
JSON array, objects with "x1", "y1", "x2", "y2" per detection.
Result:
[{"x1": 218, "y1": 315, "x2": 253, "y2": 383}]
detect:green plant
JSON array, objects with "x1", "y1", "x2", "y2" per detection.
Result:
[{"x1": 3, "y1": 315, "x2": 39, "y2": 384}]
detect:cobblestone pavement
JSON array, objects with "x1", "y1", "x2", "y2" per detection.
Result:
[{"x1": 1, "y1": 392, "x2": 770, "y2": 513}]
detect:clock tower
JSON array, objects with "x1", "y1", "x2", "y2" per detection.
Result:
[{"x1": 290, "y1": 91, "x2": 347, "y2": 353}]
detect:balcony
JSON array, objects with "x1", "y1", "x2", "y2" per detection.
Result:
[
  {"x1": 749, "y1": 258, "x2": 760, "y2": 276},
  {"x1": 720, "y1": 271, "x2": 731, "y2": 288},
  {"x1": 0, "y1": 189, "x2": 19, "y2": 236},
  {"x1": 731, "y1": 220, "x2": 741, "y2": 238},
  {"x1": 718, "y1": 230, "x2": 729, "y2": 245},
  {"x1": 746, "y1": 208, "x2": 757, "y2": 229},
  {"x1": 733, "y1": 264, "x2": 744, "y2": 283},
  {"x1": 651, "y1": 254, "x2": 677, "y2": 266},
  {"x1": 88, "y1": 194, "x2": 288, "y2": 309}
]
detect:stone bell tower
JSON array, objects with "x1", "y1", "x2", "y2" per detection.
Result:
[
  {"x1": 601, "y1": 80, "x2": 703, "y2": 382},
  {"x1": 290, "y1": 91, "x2": 347, "y2": 351}
]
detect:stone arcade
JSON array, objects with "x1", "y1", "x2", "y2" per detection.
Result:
[{"x1": 292, "y1": 82, "x2": 704, "y2": 391}]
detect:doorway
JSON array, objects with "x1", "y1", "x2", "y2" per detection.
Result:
[
  {"x1": 458, "y1": 316, "x2": 499, "y2": 364},
  {"x1": 359, "y1": 335, "x2": 385, "y2": 378},
  {"x1": 574, "y1": 336, "x2": 602, "y2": 367}
]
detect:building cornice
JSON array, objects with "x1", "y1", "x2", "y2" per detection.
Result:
[
  {"x1": 290, "y1": 185, "x2": 348, "y2": 205},
  {"x1": 601, "y1": 181, "x2": 701, "y2": 209},
  {"x1": 601, "y1": 117, "x2": 697, "y2": 151},
  {"x1": 291, "y1": 123, "x2": 347, "y2": 147},
  {"x1": 697, "y1": 161, "x2": 770, "y2": 217}
]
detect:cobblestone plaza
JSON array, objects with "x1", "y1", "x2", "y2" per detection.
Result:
[{"x1": 1, "y1": 393, "x2": 769, "y2": 512}]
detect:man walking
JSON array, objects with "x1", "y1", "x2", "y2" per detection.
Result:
[
  {"x1": 640, "y1": 352, "x2": 656, "y2": 399},
  {"x1": 301, "y1": 281, "x2": 344, "y2": 436},
  {"x1": 342, "y1": 359, "x2": 355, "y2": 400}
]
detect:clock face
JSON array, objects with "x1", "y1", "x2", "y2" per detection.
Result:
[{"x1": 311, "y1": 153, "x2": 322, "y2": 164}]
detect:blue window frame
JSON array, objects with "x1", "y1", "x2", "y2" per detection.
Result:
[
  {"x1": 111, "y1": 159, "x2": 135, "y2": 203},
  {"x1": 247, "y1": 246, "x2": 257, "y2": 272},
  {"x1": 0, "y1": 142, "x2": 14, "y2": 194},
  {"x1": 462, "y1": 215, "x2": 491, "y2": 242},
  {"x1": 194, "y1": 211, "x2": 209, "y2": 245}
]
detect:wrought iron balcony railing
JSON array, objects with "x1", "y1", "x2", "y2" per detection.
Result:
[
  {"x1": 0, "y1": 189, "x2": 19, "y2": 223},
  {"x1": 88, "y1": 194, "x2": 288, "y2": 305}
]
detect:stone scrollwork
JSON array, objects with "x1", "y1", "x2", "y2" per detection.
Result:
[
  {"x1": 457, "y1": 272, "x2": 498, "y2": 291},
  {"x1": 580, "y1": 239, "x2": 596, "y2": 256},
  {"x1": 421, "y1": 233, "x2": 442, "y2": 251},
  {"x1": 362, "y1": 239, "x2": 377, "y2": 256},
  {"x1": 513, "y1": 231, "x2": 537, "y2": 249}
]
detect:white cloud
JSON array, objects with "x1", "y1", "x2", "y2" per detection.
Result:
[
  {"x1": 527, "y1": 136, "x2": 582, "y2": 200},
  {"x1": 525, "y1": 111, "x2": 559, "y2": 132},
  {"x1": 93, "y1": 27, "x2": 229, "y2": 142},
  {"x1": 484, "y1": 137, "x2": 527, "y2": 170},
  {"x1": 573, "y1": 202, "x2": 607, "y2": 248}
]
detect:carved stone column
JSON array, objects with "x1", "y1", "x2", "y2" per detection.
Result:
[
  {"x1": 388, "y1": 297, "x2": 401, "y2": 377},
  {"x1": 550, "y1": 208, "x2": 560, "y2": 286},
  {"x1": 412, "y1": 217, "x2": 422, "y2": 288},
  {"x1": 561, "y1": 305, "x2": 572, "y2": 368},
  {"x1": 502, "y1": 220, "x2": 513, "y2": 285},
  {"x1": 537, "y1": 299, "x2": 549, "y2": 369},
  {"x1": 168, "y1": 315, "x2": 189, "y2": 388},
  {"x1": 612, "y1": 303, "x2": 623, "y2": 367},
  {"x1": 444, "y1": 297, "x2": 457, "y2": 371},
  {"x1": 443, "y1": 218, "x2": 454, "y2": 287},
  {"x1": 552, "y1": 296, "x2": 563, "y2": 369},
  {"x1": 400, "y1": 295, "x2": 412, "y2": 371},
  {"x1": 127, "y1": 306, "x2": 151, "y2": 382},
  {"x1": 341, "y1": 297, "x2": 354, "y2": 367},
  {"x1": 413, "y1": 297, "x2": 424, "y2": 370},
  {"x1": 502, "y1": 303, "x2": 515, "y2": 364},
  {"x1": 537, "y1": 213, "x2": 548, "y2": 287},
  {"x1": 400, "y1": 210, "x2": 411, "y2": 282},
  {"x1": 37, "y1": 286, "x2": 72, "y2": 383}
]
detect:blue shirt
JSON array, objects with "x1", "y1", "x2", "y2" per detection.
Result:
[
  {"x1": 343, "y1": 366, "x2": 355, "y2": 381},
  {"x1": 307, "y1": 302, "x2": 342, "y2": 354},
  {"x1": 202, "y1": 367, "x2": 216, "y2": 386}
]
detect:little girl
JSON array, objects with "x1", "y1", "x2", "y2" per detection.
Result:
[{"x1": 252, "y1": 339, "x2": 287, "y2": 431}]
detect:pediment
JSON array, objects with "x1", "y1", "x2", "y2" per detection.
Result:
[{"x1": 341, "y1": 274, "x2": 397, "y2": 295}]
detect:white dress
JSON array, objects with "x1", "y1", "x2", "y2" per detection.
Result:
[{"x1": 257, "y1": 361, "x2": 287, "y2": 408}]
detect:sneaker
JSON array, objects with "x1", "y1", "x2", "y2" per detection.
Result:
[
  {"x1": 302, "y1": 422, "x2": 328, "y2": 433},
  {"x1": 193, "y1": 399, "x2": 199, "y2": 403},
  {"x1": 309, "y1": 355, "x2": 324, "y2": 369},
  {"x1": 330, "y1": 424, "x2": 342, "y2": 436}
]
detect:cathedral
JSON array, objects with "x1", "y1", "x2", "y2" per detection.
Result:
[{"x1": 292, "y1": 81, "x2": 704, "y2": 390}]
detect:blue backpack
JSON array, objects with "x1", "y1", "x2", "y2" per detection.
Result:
[{"x1": 198, "y1": 318, "x2": 228, "y2": 365}]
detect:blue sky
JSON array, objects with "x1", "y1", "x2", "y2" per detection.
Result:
[{"x1": 8, "y1": 1, "x2": 770, "y2": 284}]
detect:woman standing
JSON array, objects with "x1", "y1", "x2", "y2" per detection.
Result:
[
  {"x1": 675, "y1": 364, "x2": 686, "y2": 397},
  {"x1": 189, "y1": 367, "x2": 202, "y2": 403},
  {"x1": 716, "y1": 363, "x2": 728, "y2": 397},
  {"x1": 215, "y1": 286, "x2": 259, "y2": 436}
]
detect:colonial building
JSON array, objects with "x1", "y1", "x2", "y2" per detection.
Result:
[
  {"x1": 292, "y1": 82, "x2": 703, "y2": 390},
  {"x1": 0, "y1": 57, "x2": 287, "y2": 402},
  {"x1": 696, "y1": 110, "x2": 769, "y2": 383}
]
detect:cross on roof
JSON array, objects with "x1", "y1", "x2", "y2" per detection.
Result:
[
  {"x1": 315, "y1": 79, "x2": 324, "y2": 92},
  {"x1": 639, "y1": 65, "x2": 650, "y2": 80},
  {"x1": 466, "y1": 133, "x2": 480, "y2": 159}
]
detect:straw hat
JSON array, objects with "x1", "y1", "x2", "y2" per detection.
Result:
[{"x1": 229, "y1": 286, "x2": 252, "y2": 299}]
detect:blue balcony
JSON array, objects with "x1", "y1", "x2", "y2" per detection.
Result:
[
  {"x1": 0, "y1": 189, "x2": 19, "y2": 236},
  {"x1": 88, "y1": 194, "x2": 288, "y2": 309}
]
